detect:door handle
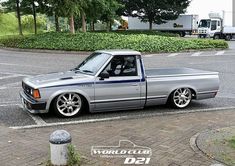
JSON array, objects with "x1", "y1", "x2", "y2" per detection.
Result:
[{"x1": 131, "y1": 84, "x2": 138, "y2": 86}]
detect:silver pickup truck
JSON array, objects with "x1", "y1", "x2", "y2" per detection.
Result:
[{"x1": 20, "y1": 50, "x2": 219, "y2": 117}]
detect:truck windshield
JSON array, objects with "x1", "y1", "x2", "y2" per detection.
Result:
[
  {"x1": 198, "y1": 20, "x2": 211, "y2": 28},
  {"x1": 73, "y1": 53, "x2": 111, "y2": 75}
]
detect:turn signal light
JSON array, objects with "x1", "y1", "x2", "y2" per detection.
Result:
[{"x1": 33, "y1": 89, "x2": 41, "y2": 99}]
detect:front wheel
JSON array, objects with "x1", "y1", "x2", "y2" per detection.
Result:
[
  {"x1": 169, "y1": 88, "x2": 192, "y2": 109},
  {"x1": 213, "y1": 35, "x2": 220, "y2": 40},
  {"x1": 53, "y1": 93, "x2": 83, "y2": 117}
]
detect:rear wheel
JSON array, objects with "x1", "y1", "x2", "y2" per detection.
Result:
[
  {"x1": 225, "y1": 35, "x2": 231, "y2": 41},
  {"x1": 179, "y1": 32, "x2": 186, "y2": 37},
  {"x1": 53, "y1": 93, "x2": 83, "y2": 117},
  {"x1": 169, "y1": 88, "x2": 192, "y2": 109}
]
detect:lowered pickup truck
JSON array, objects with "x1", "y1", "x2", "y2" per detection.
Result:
[{"x1": 20, "y1": 50, "x2": 219, "y2": 117}]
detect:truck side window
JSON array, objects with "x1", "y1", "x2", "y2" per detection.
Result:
[
  {"x1": 211, "y1": 21, "x2": 217, "y2": 30},
  {"x1": 102, "y1": 55, "x2": 137, "y2": 77}
]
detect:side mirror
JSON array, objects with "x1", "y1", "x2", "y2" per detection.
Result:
[{"x1": 99, "y1": 72, "x2": 109, "y2": 80}]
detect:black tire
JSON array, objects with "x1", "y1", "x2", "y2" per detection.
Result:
[
  {"x1": 168, "y1": 88, "x2": 192, "y2": 109},
  {"x1": 225, "y1": 35, "x2": 231, "y2": 41},
  {"x1": 53, "y1": 93, "x2": 84, "y2": 117},
  {"x1": 179, "y1": 32, "x2": 186, "y2": 37},
  {"x1": 213, "y1": 35, "x2": 220, "y2": 40}
]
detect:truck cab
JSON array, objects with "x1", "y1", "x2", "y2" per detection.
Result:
[{"x1": 198, "y1": 18, "x2": 222, "y2": 38}]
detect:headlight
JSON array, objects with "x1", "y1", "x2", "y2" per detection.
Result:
[{"x1": 30, "y1": 89, "x2": 33, "y2": 95}]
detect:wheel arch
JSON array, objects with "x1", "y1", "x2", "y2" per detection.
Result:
[
  {"x1": 167, "y1": 86, "x2": 197, "y2": 101},
  {"x1": 46, "y1": 89, "x2": 91, "y2": 112}
]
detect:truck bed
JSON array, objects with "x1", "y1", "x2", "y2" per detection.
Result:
[{"x1": 145, "y1": 68, "x2": 218, "y2": 78}]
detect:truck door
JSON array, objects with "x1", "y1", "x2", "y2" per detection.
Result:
[
  {"x1": 94, "y1": 55, "x2": 142, "y2": 111},
  {"x1": 210, "y1": 20, "x2": 218, "y2": 37}
]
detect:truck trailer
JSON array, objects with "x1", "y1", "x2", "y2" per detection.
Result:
[{"x1": 128, "y1": 15, "x2": 199, "y2": 37}]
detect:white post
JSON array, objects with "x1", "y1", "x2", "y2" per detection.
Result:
[{"x1": 49, "y1": 130, "x2": 72, "y2": 166}]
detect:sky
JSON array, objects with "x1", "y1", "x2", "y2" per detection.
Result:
[{"x1": 186, "y1": 0, "x2": 233, "y2": 26}]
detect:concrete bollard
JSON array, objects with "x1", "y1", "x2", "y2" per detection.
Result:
[{"x1": 49, "y1": 130, "x2": 72, "y2": 166}]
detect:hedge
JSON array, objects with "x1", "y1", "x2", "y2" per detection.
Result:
[
  {"x1": 93, "y1": 30, "x2": 180, "y2": 37},
  {"x1": 0, "y1": 32, "x2": 228, "y2": 53}
]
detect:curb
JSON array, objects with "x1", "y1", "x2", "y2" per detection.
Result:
[
  {"x1": 0, "y1": 47, "x2": 92, "y2": 55},
  {"x1": 0, "y1": 46, "x2": 228, "y2": 55}
]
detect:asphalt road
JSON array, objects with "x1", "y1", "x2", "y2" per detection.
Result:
[{"x1": 0, "y1": 42, "x2": 235, "y2": 128}]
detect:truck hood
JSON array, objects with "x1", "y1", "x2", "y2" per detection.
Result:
[{"x1": 23, "y1": 71, "x2": 94, "y2": 88}]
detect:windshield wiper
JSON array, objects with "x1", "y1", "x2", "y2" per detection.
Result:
[{"x1": 81, "y1": 70, "x2": 93, "y2": 73}]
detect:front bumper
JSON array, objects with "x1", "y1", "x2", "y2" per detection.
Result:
[{"x1": 20, "y1": 91, "x2": 48, "y2": 114}]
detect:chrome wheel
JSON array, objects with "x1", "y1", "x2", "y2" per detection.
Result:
[
  {"x1": 56, "y1": 93, "x2": 82, "y2": 117},
  {"x1": 172, "y1": 88, "x2": 192, "y2": 108}
]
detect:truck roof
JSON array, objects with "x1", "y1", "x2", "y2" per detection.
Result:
[{"x1": 96, "y1": 49, "x2": 141, "y2": 56}]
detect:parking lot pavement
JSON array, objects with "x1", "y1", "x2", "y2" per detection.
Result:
[
  {"x1": 0, "y1": 48, "x2": 235, "y2": 129},
  {"x1": 1, "y1": 108, "x2": 235, "y2": 165}
]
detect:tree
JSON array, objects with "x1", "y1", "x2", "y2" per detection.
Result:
[
  {"x1": 38, "y1": 0, "x2": 66, "y2": 32},
  {"x1": 121, "y1": 0, "x2": 190, "y2": 30},
  {"x1": 77, "y1": 0, "x2": 88, "y2": 33},
  {"x1": 85, "y1": 0, "x2": 106, "y2": 31},
  {"x1": 41, "y1": 0, "x2": 87, "y2": 33},
  {"x1": 0, "y1": 4, "x2": 3, "y2": 13},
  {"x1": 20, "y1": 0, "x2": 39, "y2": 34},
  {"x1": 61, "y1": 0, "x2": 88, "y2": 33},
  {"x1": 1, "y1": 0, "x2": 23, "y2": 35},
  {"x1": 100, "y1": 0, "x2": 123, "y2": 31},
  {"x1": 16, "y1": 0, "x2": 22, "y2": 35}
]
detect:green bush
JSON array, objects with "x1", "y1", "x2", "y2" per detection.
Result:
[
  {"x1": 0, "y1": 13, "x2": 18, "y2": 36},
  {"x1": 21, "y1": 14, "x2": 47, "y2": 33},
  {"x1": 0, "y1": 32, "x2": 228, "y2": 53},
  {"x1": 0, "y1": 12, "x2": 47, "y2": 36}
]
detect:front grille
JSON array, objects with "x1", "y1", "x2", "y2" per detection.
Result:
[
  {"x1": 198, "y1": 30, "x2": 207, "y2": 34},
  {"x1": 22, "y1": 82, "x2": 32, "y2": 96}
]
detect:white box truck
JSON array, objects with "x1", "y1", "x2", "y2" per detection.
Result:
[
  {"x1": 198, "y1": 13, "x2": 235, "y2": 40},
  {"x1": 128, "y1": 15, "x2": 199, "y2": 37}
]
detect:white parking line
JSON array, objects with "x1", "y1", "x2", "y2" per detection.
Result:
[
  {"x1": 0, "y1": 81, "x2": 21, "y2": 90},
  {"x1": 0, "y1": 74, "x2": 23, "y2": 80},
  {"x1": 10, "y1": 106, "x2": 235, "y2": 130},
  {"x1": 145, "y1": 54, "x2": 153, "y2": 57},
  {"x1": 0, "y1": 103, "x2": 20, "y2": 107},
  {"x1": 168, "y1": 53, "x2": 179, "y2": 57},
  {"x1": 191, "y1": 52, "x2": 202, "y2": 56},
  {"x1": 26, "y1": 112, "x2": 47, "y2": 125},
  {"x1": 0, "y1": 86, "x2": 20, "y2": 90},
  {"x1": 0, "y1": 72, "x2": 31, "y2": 76},
  {"x1": 16, "y1": 105, "x2": 47, "y2": 125},
  {"x1": 215, "y1": 51, "x2": 225, "y2": 56},
  {"x1": 0, "y1": 62, "x2": 50, "y2": 69}
]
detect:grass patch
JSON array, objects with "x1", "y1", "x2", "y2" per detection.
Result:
[
  {"x1": 219, "y1": 136, "x2": 235, "y2": 165},
  {"x1": 0, "y1": 32, "x2": 228, "y2": 53},
  {"x1": 229, "y1": 136, "x2": 235, "y2": 149}
]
